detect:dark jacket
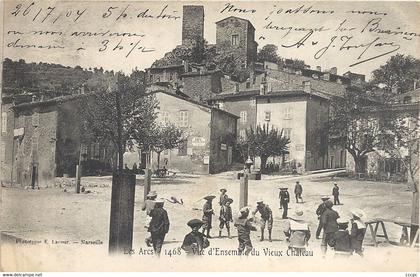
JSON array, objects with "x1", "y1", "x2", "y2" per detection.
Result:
[
  {"x1": 219, "y1": 205, "x2": 233, "y2": 222},
  {"x1": 332, "y1": 186, "x2": 339, "y2": 196},
  {"x1": 181, "y1": 232, "x2": 209, "y2": 255},
  {"x1": 316, "y1": 203, "x2": 327, "y2": 217},
  {"x1": 253, "y1": 205, "x2": 273, "y2": 221},
  {"x1": 148, "y1": 207, "x2": 170, "y2": 234},
  {"x1": 328, "y1": 230, "x2": 352, "y2": 252},
  {"x1": 279, "y1": 191, "x2": 290, "y2": 203},
  {"x1": 321, "y1": 209, "x2": 339, "y2": 233},
  {"x1": 294, "y1": 184, "x2": 303, "y2": 194},
  {"x1": 235, "y1": 217, "x2": 256, "y2": 238},
  {"x1": 219, "y1": 194, "x2": 229, "y2": 206}
]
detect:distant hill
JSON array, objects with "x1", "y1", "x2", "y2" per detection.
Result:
[{"x1": 2, "y1": 58, "x2": 145, "y2": 99}]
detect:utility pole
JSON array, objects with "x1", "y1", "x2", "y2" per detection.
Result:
[{"x1": 75, "y1": 144, "x2": 83, "y2": 193}]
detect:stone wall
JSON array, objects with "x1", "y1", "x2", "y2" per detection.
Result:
[
  {"x1": 305, "y1": 97, "x2": 330, "y2": 171},
  {"x1": 216, "y1": 18, "x2": 250, "y2": 66},
  {"x1": 181, "y1": 72, "x2": 222, "y2": 101},
  {"x1": 1, "y1": 101, "x2": 15, "y2": 184},
  {"x1": 209, "y1": 109, "x2": 237, "y2": 174},
  {"x1": 182, "y1": 6, "x2": 204, "y2": 47},
  {"x1": 13, "y1": 105, "x2": 58, "y2": 188},
  {"x1": 266, "y1": 69, "x2": 346, "y2": 96}
]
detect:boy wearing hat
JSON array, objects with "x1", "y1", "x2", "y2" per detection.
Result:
[
  {"x1": 182, "y1": 219, "x2": 210, "y2": 256},
  {"x1": 332, "y1": 183, "x2": 340, "y2": 205},
  {"x1": 142, "y1": 191, "x2": 157, "y2": 246},
  {"x1": 284, "y1": 210, "x2": 311, "y2": 254},
  {"x1": 219, "y1": 189, "x2": 229, "y2": 206},
  {"x1": 279, "y1": 188, "x2": 290, "y2": 219},
  {"x1": 328, "y1": 218, "x2": 352, "y2": 257},
  {"x1": 252, "y1": 200, "x2": 273, "y2": 242},
  {"x1": 350, "y1": 209, "x2": 366, "y2": 257},
  {"x1": 294, "y1": 181, "x2": 303, "y2": 203},
  {"x1": 148, "y1": 199, "x2": 170, "y2": 256},
  {"x1": 320, "y1": 200, "x2": 339, "y2": 257},
  {"x1": 234, "y1": 207, "x2": 257, "y2": 255},
  {"x1": 219, "y1": 198, "x2": 233, "y2": 238},
  {"x1": 315, "y1": 196, "x2": 330, "y2": 239},
  {"x1": 202, "y1": 195, "x2": 215, "y2": 238}
]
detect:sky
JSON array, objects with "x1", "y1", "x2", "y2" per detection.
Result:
[{"x1": 2, "y1": 1, "x2": 420, "y2": 80}]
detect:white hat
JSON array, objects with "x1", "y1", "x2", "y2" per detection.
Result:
[
  {"x1": 292, "y1": 210, "x2": 304, "y2": 219},
  {"x1": 351, "y1": 208, "x2": 365, "y2": 219}
]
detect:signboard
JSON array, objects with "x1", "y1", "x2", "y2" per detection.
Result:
[
  {"x1": 13, "y1": 128, "x2": 24, "y2": 137},
  {"x1": 192, "y1": 137, "x2": 206, "y2": 147},
  {"x1": 295, "y1": 144, "x2": 304, "y2": 151},
  {"x1": 220, "y1": 143, "x2": 227, "y2": 150},
  {"x1": 203, "y1": 156, "x2": 209, "y2": 165}
]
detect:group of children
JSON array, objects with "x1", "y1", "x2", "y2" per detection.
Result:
[{"x1": 143, "y1": 182, "x2": 366, "y2": 258}]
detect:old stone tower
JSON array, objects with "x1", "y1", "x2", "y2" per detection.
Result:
[
  {"x1": 215, "y1": 16, "x2": 258, "y2": 67},
  {"x1": 182, "y1": 5, "x2": 205, "y2": 47}
]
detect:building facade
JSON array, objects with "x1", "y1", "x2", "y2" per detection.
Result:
[
  {"x1": 150, "y1": 91, "x2": 238, "y2": 174},
  {"x1": 216, "y1": 16, "x2": 258, "y2": 66},
  {"x1": 1, "y1": 95, "x2": 114, "y2": 187}
]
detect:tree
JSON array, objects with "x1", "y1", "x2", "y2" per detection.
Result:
[
  {"x1": 238, "y1": 124, "x2": 290, "y2": 172},
  {"x1": 80, "y1": 72, "x2": 158, "y2": 254},
  {"x1": 381, "y1": 111, "x2": 419, "y2": 242},
  {"x1": 257, "y1": 44, "x2": 280, "y2": 63},
  {"x1": 371, "y1": 54, "x2": 420, "y2": 96},
  {"x1": 328, "y1": 87, "x2": 407, "y2": 173},
  {"x1": 146, "y1": 123, "x2": 187, "y2": 169}
]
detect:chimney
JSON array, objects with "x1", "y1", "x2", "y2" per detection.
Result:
[
  {"x1": 303, "y1": 81, "x2": 311, "y2": 93},
  {"x1": 316, "y1": 66, "x2": 321, "y2": 72},
  {"x1": 330, "y1": 67, "x2": 337, "y2": 75}
]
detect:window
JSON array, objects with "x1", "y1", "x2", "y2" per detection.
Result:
[
  {"x1": 267, "y1": 82, "x2": 272, "y2": 92},
  {"x1": 32, "y1": 113, "x2": 39, "y2": 127},
  {"x1": 178, "y1": 140, "x2": 187, "y2": 156},
  {"x1": 178, "y1": 110, "x2": 188, "y2": 127},
  {"x1": 403, "y1": 96, "x2": 412, "y2": 103},
  {"x1": 161, "y1": 111, "x2": 169, "y2": 124},
  {"x1": 246, "y1": 82, "x2": 251, "y2": 89},
  {"x1": 264, "y1": 111, "x2": 271, "y2": 121},
  {"x1": 231, "y1": 34, "x2": 239, "y2": 46},
  {"x1": 284, "y1": 128, "x2": 292, "y2": 140},
  {"x1": 239, "y1": 129, "x2": 246, "y2": 140},
  {"x1": 284, "y1": 107, "x2": 292, "y2": 119},
  {"x1": 149, "y1": 74, "x2": 153, "y2": 82},
  {"x1": 240, "y1": 111, "x2": 247, "y2": 124},
  {"x1": 169, "y1": 72, "x2": 174, "y2": 81},
  {"x1": 1, "y1": 112, "x2": 6, "y2": 133}
]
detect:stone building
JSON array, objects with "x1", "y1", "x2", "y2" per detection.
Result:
[
  {"x1": 147, "y1": 90, "x2": 238, "y2": 174},
  {"x1": 182, "y1": 5, "x2": 205, "y2": 47},
  {"x1": 0, "y1": 94, "x2": 114, "y2": 187},
  {"x1": 145, "y1": 63, "x2": 185, "y2": 90},
  {"x1": 181, "y1": 70, "x2": 223, "y2": 101},
  {"x1": 208, "y1": 82, "x2": 346, "y2": 172},
  {"x1": 216, "y1": 16, "x2": 258, "y2": 67}
]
